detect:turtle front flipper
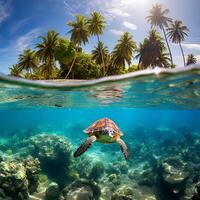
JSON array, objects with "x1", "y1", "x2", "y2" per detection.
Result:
[
  {"x1": 116, "y1": 138, "x2": 129, "y2": 160},
  {"x1": 74, "y1": 136, "x2": 96, "y2": 157}
]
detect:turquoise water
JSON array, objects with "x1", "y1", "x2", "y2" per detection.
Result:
[{"x1": 0, "y1": 67, "x2": 200, "y2": 200}]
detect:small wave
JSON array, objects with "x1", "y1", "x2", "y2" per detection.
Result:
[
  {"x1": 0, "y1": 65, "x2": 199, "y2": 89},
  {"x1": 0, "y1": 65, "x2": 199, "y2": 109}
]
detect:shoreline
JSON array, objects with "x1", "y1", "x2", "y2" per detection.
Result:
[{"x1": 0, "y1": 65, "x2": 199, "y2": 89}]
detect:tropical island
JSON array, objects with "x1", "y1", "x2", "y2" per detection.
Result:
[{"x1": 9, "y1": 4, "x2": 198, "y2": 80}]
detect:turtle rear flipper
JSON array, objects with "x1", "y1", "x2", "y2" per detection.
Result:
[
  {"x1": 74, "y1": 136, "x2": 96, "y2": 157},
  {"x1": 116, "y1": 138, "x2": 129, "y2": 160}
]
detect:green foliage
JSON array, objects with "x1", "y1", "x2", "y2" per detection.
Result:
[
  {"x1": 32, "y1": 68, "x2": 45, "y2": 80},
  {"x1": 88, "y1": 11, "x2": 105, "y2": 36},
  {"x1": 146, "y1": 4, "x2": 173, "y2": 66},
  {"x1": 88, "y1": 11, "x2": 107, "y2": 76},
  {"x1": 9, "y1": 64, "x2": 22, "y2": 77},
  {"x1": 73, "y1": 53, "x2": 101, "y2": 79},
  {"x1": 92, "y1": 41, "x2": 109, "y2": 65},
  {"x1": 36, "y1": 30, "x2": 59, "y2": 79},
  {"x1": 68, "y1": 15, "x2": 89, "y2": 46},
  {"x1": 55, "y1": 38, "x2": 76, "y2": 65},
  {"x1": 186, "y1": 54, "x2": 197, "y2": 66},
  {"x1": 167, "y1": 20, "x2": 189, "y2": 44},
  {"x1": 23, "y1": 72, "x2": 32, "y2": 79},
  {"x1": 127, "y1": 65, "x2": 139, "y2": 72},
  {"x1": 136, "y1": 29, "x2": 170, "y2": 69},
  {"x1": 111, "y1": 32, "x2": 137, "y2": 74},
  {"x1": 9, "y1": 9, "x2": 190, "y2": 80},
  {"x1": 167, "y1": 20, "x2": 189, "y2": 66},
  {"x1": 92, "y1": 41, "x2": 110, "y2": 76},
  {"x1": 18, "y1": 49, "x2": 39, "y2": 74},
  {"x1": 146, "y1": 4, "x2": 172, "y2": 29},
  {"x1": 59, "y1": 52, "x2": 100, "y2": 79}
]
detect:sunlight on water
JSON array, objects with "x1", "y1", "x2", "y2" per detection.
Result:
[{"x1": 0, "y1": 66, "x2": 199, "y2": 109}]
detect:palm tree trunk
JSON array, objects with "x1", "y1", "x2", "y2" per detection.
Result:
[
  {"x1": 179, "y1": 42, "x2": 186, "y2": 66},
  {"x1": 97, "y1": 34, "x2": 106, "y2": 76},
  {"x1": 65, "y1": 55, "x2": 76, "y2": 79},
  {"x1": 161, "y1": 25, "x2": 174, "y2": 67}
]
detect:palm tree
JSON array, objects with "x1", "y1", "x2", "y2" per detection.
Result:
[
  {"x1": 36, "y1": 30, "x2": 59, "y2": 79},
  {"x1": 92, "y1": 41, "x2": 109, "y2": 75},
  {"x1": 136, "y1": 29, "x2": 170, "y2": 69},
  {"x1": 18, "y1": 49, "x2": 38, "y2": 77},
  {"x1": 9, "y1": 64, "x2": 22, "y2": 77},
  {"x1": 23, "y1": 72, "x2": 32, "y2": 79},
  {"x1": 146, "y1": 4, "x2": 173, "y2": 66},
  {"x1": 66, "y1": 15, "x2": 90, "y2": 78},
  {"x1": 111, "y1": 32, "x2": 136, "y2": 74},
  {"x1": 186, "y1": 54, "x2": 197, "y2": 66},
  {"x1": 32, "y1": 68, "x2": 44, "y2": 80},
  {"x1": 88, "y1": 11, "x2": 106, "y2": 76},
  {"x1": 39, "y1": 63, "x2": 58, "y2": 79},
  {"x1": 156, "y1": 52, "x2": 171, "y2": 68},
  {"x1": 167, "y1": 20, "x2": 189, "y2": 66}
]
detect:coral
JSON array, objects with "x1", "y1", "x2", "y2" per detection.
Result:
[
  {"x1": 89, "y1": 162, "x2": 105, "y2": 181},
  {"x1": 65, "y1": 186, "x2": 93, "y2": 200},
  {"x1": 191, "y1": 182, "x2": 200, "y2": 200},
  {"x1": 24, "y1": 157, "x2": 40, "y2": 193},
  {"x1": 111, "y1": 185, "x2": 157, "y2": 200},
  {"x1": 39, "y1": 174, "x2": 48, "y2": 183},
  {"x1": 158, "y1": 157, "x2": 189, "y2": 198},
  {"x1": 69, "y1": 156, "x2": 93, "y2": 179},
  {"x1": 138, "y1": 169, "x2": 157, "y2": 187},
  {"x1": 67, "y1": 170, "x2": 80, "y2": 181},
  {"x1": 19, "y1": 134, "x2": 72, "y2": 186},
  {"x1": 118, "y1": 161, "x2": 129, "y2": 174},
  {"x1": 45, "y1": 182, "x2": 61, "y2": 200},
  {"x1": 0, "y1": 157, "x2": 40, "y2": 200},
  {"x1": 105, "y1": 163, "x2": 120, "y2": 175},
  {"x1": 111, "y1": 190, "x2": 133, "y2": 200},
  {"x1": 108, "y1": 174, "x2": 120, "y2": 185},
  {"x1": 0, "y1": 160, "x2": 28, "y2": 200},
  {"x1": 63, "y1": 179, "x2": 101, "y2": 200}
]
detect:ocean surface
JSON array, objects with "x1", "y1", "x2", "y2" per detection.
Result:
[{"x1": 0, "y1": 66, "x2": 200, "y2": 200}]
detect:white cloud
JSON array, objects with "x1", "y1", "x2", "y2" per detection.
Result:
[
  {"x1": 10, "y1": 18, "x2": 29, "y2": 33},
  {"x1": 122, "y1": 21, "x2": 137, "y2": 30},
  {"x1": 14, "y1": 28, "x2": 40, "y2": 52},
  {"x1": 63, "y1": 0, "x2": 131, "y2": 23},
  {"x1": 0, "y1": 0, "x2": 12, "y2": 24},
  {"x1": 196, "y1": 55, "x2": 200, "y2": 62},
  {"x1": 182, "y1": 43, "x2": 200, "y2": 50},
  {"x1": 110, "y1": 29, "x2": 124, "y2": 36},
  {"x1": 0, "y1": 28, "x2": 41, "y2": 54},
  {"x1": 107, "y1": 8, "x2": 130, "y2": 18}
]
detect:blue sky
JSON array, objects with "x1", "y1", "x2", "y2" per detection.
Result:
[{"x1": 0, "y1": 0, "x2": 200, "y2": 74}]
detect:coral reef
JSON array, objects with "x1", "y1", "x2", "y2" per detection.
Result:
[
  {"x1": 45, "y1": 182, "x2": 61, "y2": 200},
  {"x1": 158, "y1": 157, "x2": 189, "y2": 198},
  {"x1": 63, "y1": 179, "x2": 101, "y2": 200},
  {"x1": 17, "y1": 134, "x2": 72, "y2": 186},
  {"x1": 0, "y1": 125, "x2": 200, "y2": 200},
  {"x1": 0, "y1": 157, "x2": 40, "y2": 200}
]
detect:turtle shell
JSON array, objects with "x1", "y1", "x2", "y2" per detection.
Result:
[{"x1": 83, "y1": 118, "x2": 123, "y2": 136}]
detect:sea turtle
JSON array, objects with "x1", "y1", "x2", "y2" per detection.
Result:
[{"x1": 74, "y1": 118, "x2": 128, "y2": 160}]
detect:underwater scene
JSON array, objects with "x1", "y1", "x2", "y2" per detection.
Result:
[{"x1": 0, "y1": 68, "x2": 200, "y2": 200}]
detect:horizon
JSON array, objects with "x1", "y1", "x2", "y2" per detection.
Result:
[{"x1": 0, "y1": 0, "x2": 200, "y2": 74}]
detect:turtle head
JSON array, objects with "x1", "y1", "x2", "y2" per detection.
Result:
[{"x1": 107, "y1": 128, "x2": 115, "y2": 137}]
